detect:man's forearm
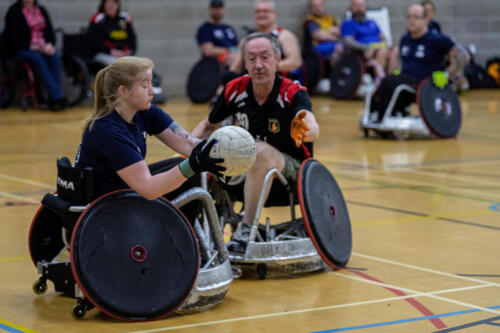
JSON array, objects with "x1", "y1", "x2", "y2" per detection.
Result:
[
  {"x1": 343, "y1": 36, "x2": 369, "y2": 52},
  {"x1": 447, "y1": 44, "x2": 469, "y2": 78}
]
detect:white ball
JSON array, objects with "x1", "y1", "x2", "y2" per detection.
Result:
[{"x1": 207, "y1": 126, "x2": 257, "y2": 176}]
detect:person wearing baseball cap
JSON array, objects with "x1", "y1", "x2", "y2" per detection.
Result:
[{"x1": 196, "y1": 0, "x2": 238, "y2": 67}]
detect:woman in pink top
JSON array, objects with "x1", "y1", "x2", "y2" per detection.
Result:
[{"x1": 3, "y1": 0, "x2": 66, "y2": 110}]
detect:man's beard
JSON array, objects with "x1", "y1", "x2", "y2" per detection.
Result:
[
  {"x1": 211, "y1": 14, "x2": 222, "y2": 23},
  {"x1": 352, "y1": 12, "x2": 366, "y2": 22}
]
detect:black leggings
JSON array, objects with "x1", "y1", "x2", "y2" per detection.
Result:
[{"x1": 371, "y1": 74, "x2": 421, "y2": 121}]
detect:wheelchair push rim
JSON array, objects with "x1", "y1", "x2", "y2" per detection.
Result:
[{"x1": 70, "y1": 189, "x2": 199, "y2": 321}]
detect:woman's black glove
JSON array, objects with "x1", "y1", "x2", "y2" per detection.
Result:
[{"x1": 179, "y1": 139, "x2": 226, "y2": 178}]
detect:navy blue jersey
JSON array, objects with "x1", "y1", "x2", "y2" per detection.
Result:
[
  {"x1": 75, "y1": 104, "x2": 173, "y2": 196},
  {"x1": 400, "y1": 31, "x2": 454, "y2": 79},
  {"x1": 209, "y1": 75, "x2": 313, "y2": 161},
  {"x1": 196, "y1": 22, "x2": 238, "y2": 48},
  {"x1": 428, "y1": 20, "x2": 442, "y2": 35},
  {"x1": 340, "y1": 19, "x2": 381, "y2": 44}
]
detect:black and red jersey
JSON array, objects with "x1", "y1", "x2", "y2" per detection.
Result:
[
  {"x1": 87, "y1": 11, "x2": 136, "y2": 55},
  {"x1": 208, "y1": 74, "x2": 313, "y2": 161}
]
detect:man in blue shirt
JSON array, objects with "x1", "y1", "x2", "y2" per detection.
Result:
[
  {"x1": 196, "y1": 0, "x2": 238, "y2": 67},
  {"x1": 369, "y1": 4, "x2": 468, "y2": 122},
  {"x1": 341, "y1": 0, "x2": 398, "y2": 80}
]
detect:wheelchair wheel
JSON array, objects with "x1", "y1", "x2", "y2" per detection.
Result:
[
  {"x1": 417, "y1": 78, "x2": 462, "y2": 138},
  {"x1": 29, "y1": 205, "x2": 67, "y2": 265},
  {"x1": 329, "y1": 54, "x2": 364, "y2": 99},
  {"x1": 0, "y1": 60, "x2": 14, "y2": 109},
  {"x1": 62, "y1": 55, "x2": 91, "y2": 107},
  {"x1": 298, "y1": 159, "x2": 352, "y2": 268},
  {"x1": 70, "y1": 190, "x2": 199, "y2": 321},
  {"x1": 186, "y1": 57, "x2": 222, "y2": 103}
]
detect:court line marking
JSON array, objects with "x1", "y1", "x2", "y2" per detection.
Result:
[
  {"x1": 0, "y1": 256, "x2": 30, "y2": 263},
  {"x1": 352, "y1": 252, "x2": 500, "y2": 287},
  {"x1": 0, "y1": 173, "x2": 53, "y2": 189},
  {"x1": 333, "y1": 172, "x2": 496, "y2": 203},
  {"x1": 334, "y1": 272, "x2": 500, "y2": 315},
  {"x1": 317, "y1": 155, "x2": 500, "y2": 170},
  {"x1": 336, "y1": 169, "x2": 500, "y2": 201},
  {"x1": 490, "y1": 203, "x2": 500, "y2": 212},
  {"x1": 352, "y1": 209, "x2": 494, "y2": 228},
  {"x1": 0, "y1": 318, "x2": 38, "y2": 333},
  {"x1": 128, "y1": 284, "x2": 494, "y2": 333},
  {"x1": 310, "y1": 304, "x2": 500, "y2": 333},
  {"x1": 0, "y1": 192, "x2": 40, "y2": 204}
]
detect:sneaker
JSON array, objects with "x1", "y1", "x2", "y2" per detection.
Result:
[
  {"x1": 227, "y1": 222, "x2": 251, "y2": 254},
  {"x1": 232, "y1": 222, "x2": 251, "y2": 243}
]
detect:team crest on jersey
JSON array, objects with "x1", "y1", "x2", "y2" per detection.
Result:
[{"x1": 268, "y1": 118, "x2": 280, "y2": 133}]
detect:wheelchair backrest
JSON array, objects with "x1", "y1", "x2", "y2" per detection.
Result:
[
  {"x1": 344, "y1": 7, "x2": 393, "y2": 47},
  {"x1": 56, "y1": 157, "x2": 95, "y2": 205},
  {"x1": 61, "y1": 29, "x2": 93, "y2": 60}
]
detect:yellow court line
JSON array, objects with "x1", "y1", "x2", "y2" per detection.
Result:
[
  {"x1": 353, "y1": 209, "x2": 495, "y2": 227},
  {"x1": 0, "y1": 318, "x2": 39, "y2": 333},
  {"x1": 0, "y1": 256, "x2": 30, "y2": 263},
  {"x1": 0, "y1": 192, "x2": 40, "y2": 204},
  {"x1": 0, "y1": 173, "x2": 52, "y2": 189}
]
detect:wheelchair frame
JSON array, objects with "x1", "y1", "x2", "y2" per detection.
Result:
[
  {"x1": 214, "y1": 168, "x2": 326, "y2": 279},
  {"x1": 359, "y1": 84, "x2": 431, "y2": 139}
]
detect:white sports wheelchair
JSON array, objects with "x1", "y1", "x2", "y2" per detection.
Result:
[
  {"x1": 360, "y1": 77, "x2": 462, "y2": 139},
  {"x1": 209, "y1": 157, "x2": 353, "y2": 280}
]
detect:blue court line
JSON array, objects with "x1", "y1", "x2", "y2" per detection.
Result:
[
  {"x1": 489, "y1": 203, "x2": 500, "y2": 212},
  {"x1": 311, "y1": 304, "x2": 500, "y2": 333},
  {"x1": 0, "y1": 323, "x2": 24, "y2": 333}
]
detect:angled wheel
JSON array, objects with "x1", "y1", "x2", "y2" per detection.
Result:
[
  {"x1": 417, "y1": 78, "x2": 462, "y2": 138},
  {"x1": 70, "y1": 190, "x2": 199, "y2": 321},
  {"x1": 298, "y1": 159, "x2": 352, "y2": 268},
  {"x1": 186, "y1": 57, "x2": 222, "y2": 103},
  {"x1": 330, "y1": 54, "x2": 364, "y2": 99}
]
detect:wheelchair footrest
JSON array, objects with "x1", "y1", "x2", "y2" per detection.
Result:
[{"x1": 38, "y1": 261, "x2": 76, "y2": 296}]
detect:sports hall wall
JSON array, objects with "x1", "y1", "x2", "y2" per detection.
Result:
[{"x1": 1, "y1": 0, "x2": 499, "y2": 97}]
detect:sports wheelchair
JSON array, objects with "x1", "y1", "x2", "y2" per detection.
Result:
[
  {"x1": 29, "y1": 157, "x2": 233, "y2": 321},
  {"x1": 210, "y1": 158, "x2": 352, "y2": 280},
  {"x1": 359, "y1": 77, "x2": 462, "y2": 139}
]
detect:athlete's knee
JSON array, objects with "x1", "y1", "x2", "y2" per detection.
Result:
[{"x1": 253, "y1": 142, "x2": 283, "y2": 169}]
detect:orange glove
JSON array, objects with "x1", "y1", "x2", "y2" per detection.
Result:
[{"x1": 290, "y1": 111, "x2": 309, "y2": 148}]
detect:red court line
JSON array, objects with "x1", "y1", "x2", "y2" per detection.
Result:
[{"x1": 349, "y1": 269, "x2": 447, "y2": 330}]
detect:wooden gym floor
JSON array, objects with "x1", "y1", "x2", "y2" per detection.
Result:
[{"x1": 0, "y1": 90, "x2": 499, "y2": 332}]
